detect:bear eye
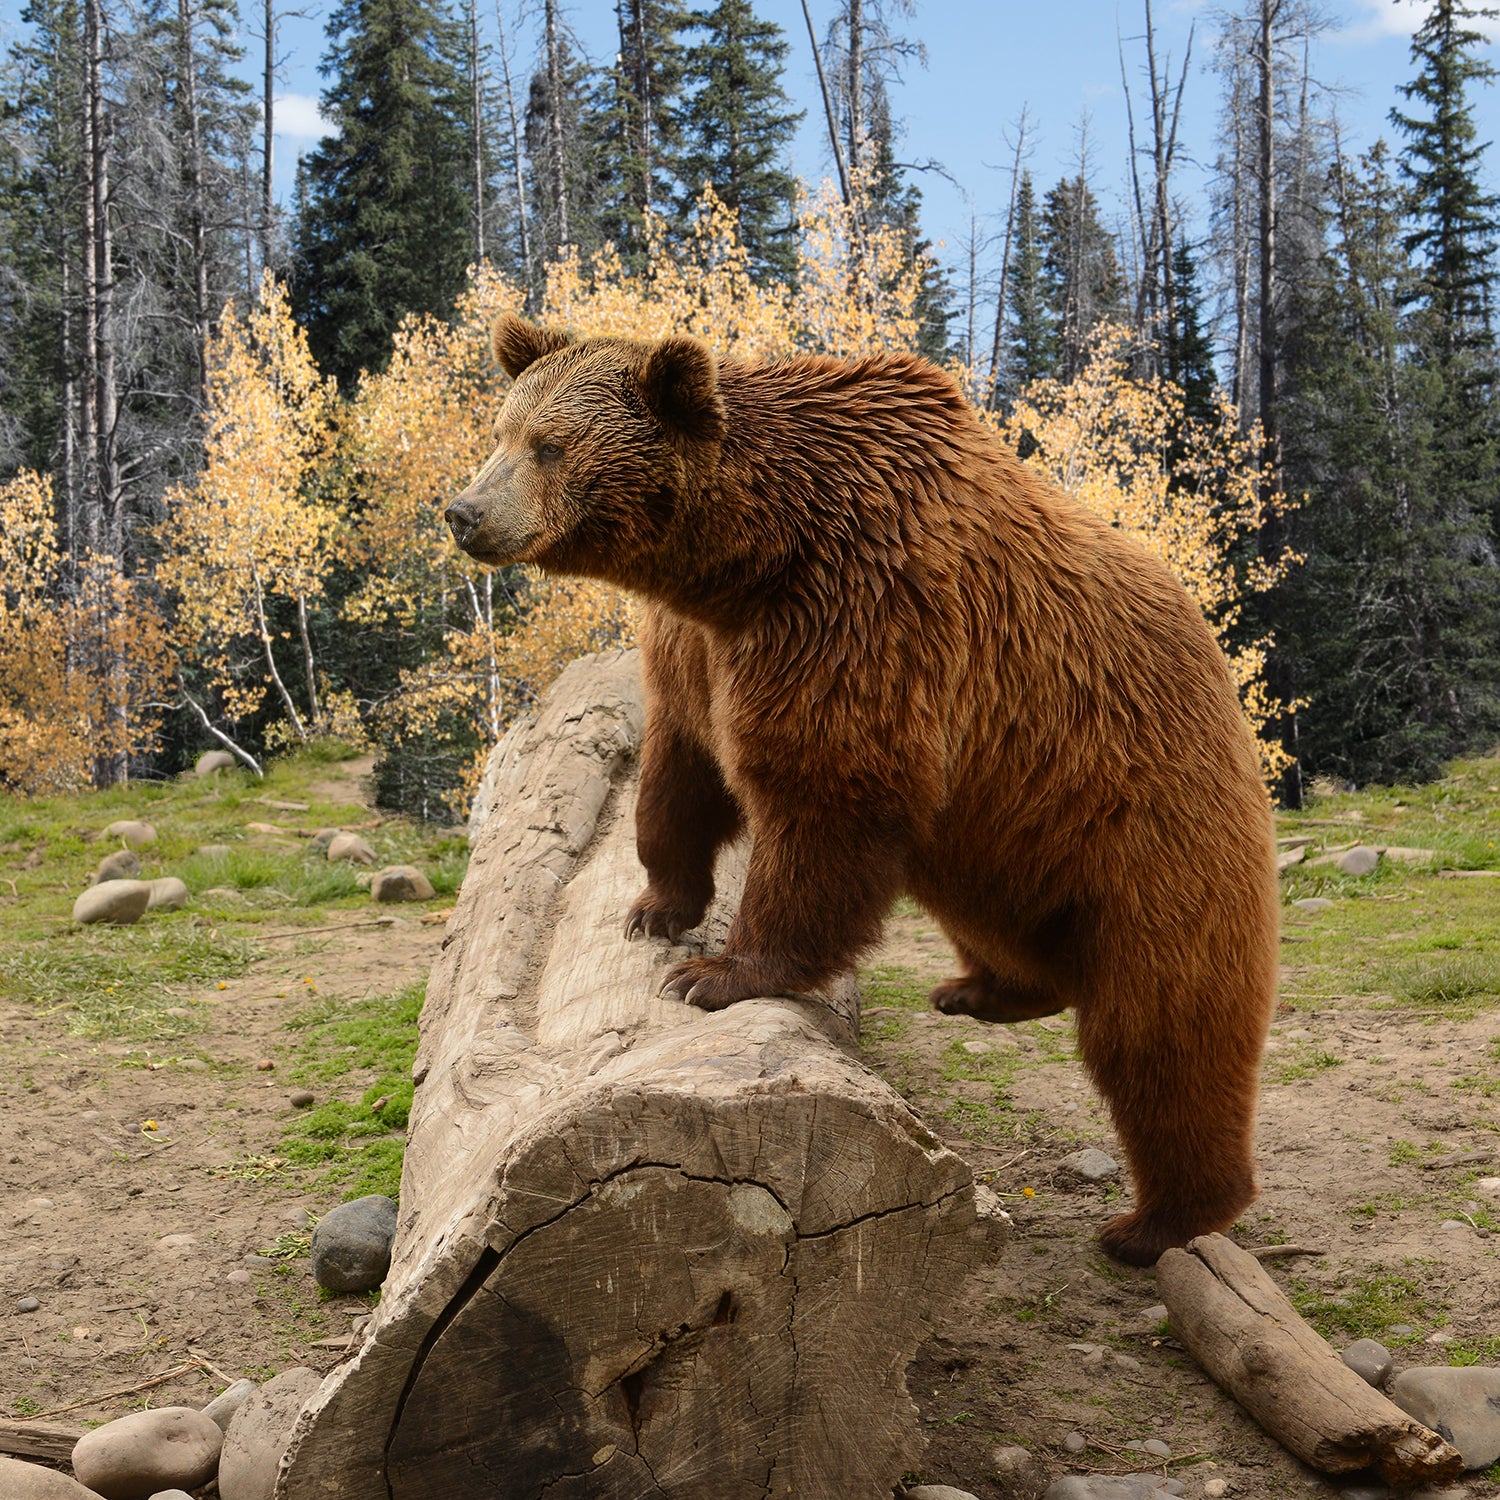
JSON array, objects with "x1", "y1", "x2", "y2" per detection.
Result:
[{"x1": 536, "y1": 439, "x2": 564, "y2": 462}]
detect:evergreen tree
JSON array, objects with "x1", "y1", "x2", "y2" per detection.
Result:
[
  {"x1": 594, "y1": 0, "x2": 691, "y2": 261},
  {"x1": 291, "y1": 0, "x2": 472, "y2": 387},
  {"x1": 1164, "y1": 239, "x2": 1217, "y2": 423},
  {"x1": 676, "y1": 0, "x2": 801, "y2": 283},
  {"x1": 1039, "y1": 171, "x2": 1124, "y2": 380},
  {"x1": 1004, "y1": 172, "x2": 1055, "y2": 393},
  {"x1": 524, "y1": 21, "x2": 601, "y2": 263}
]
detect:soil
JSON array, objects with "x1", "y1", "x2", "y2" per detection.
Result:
[{"x1": 2, "y1": 756, "x2": 1497, "y2": 1499}]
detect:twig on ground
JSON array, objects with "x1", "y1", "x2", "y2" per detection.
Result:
[
  {"x1": 17, "y1": 1359, "x2": 207, "y2": 1419},
  {"x1": 1249, "y1": 1244, "x2": 1326, "y2": 1260}
]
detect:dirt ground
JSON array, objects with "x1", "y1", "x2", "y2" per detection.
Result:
[{"x1": 3, "y1": 754, "x2": 1499, "y2": 1499}]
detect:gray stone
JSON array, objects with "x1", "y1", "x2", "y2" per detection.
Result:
[
  {"x1": 1292, "y1": 897, "x2": 1335, "y2": 913},
  {"x1": 1203, "y1": 1483, "x2": 1230, "y2": 1499},
  {"x1": 1337, "y1": 1486, "x2": 1390, "y2": 1500},
  {"x1": 326, "y1": 832, "x2": 377, "y2": 866},
  {"x1": 1123, "y1": 1481, "x2": 1183, "y2": 1496},
  {"x1": 195, "y1": 749, "x2": 237, "y2": 775},
  {"x1": 1389, "y1": 1366, "x2": 1500, "y2": 1469},
  {"x1": 219, "y1": 1368, "x2": 322, "y2": 1500},
  {"x1": 93, "y1": 849, "x2": 142, "y2": 883},
  {"x1": 1139, "y1": 1437, "x2": 1171, "y2": 1457},
  {"x1": 1341, "y1": 1338, "x2": 1393, "y2": 1387},
  {"x1": 1062, "y1": 1431, "x2": 1087, "y2": 1453},
  {"x1": 310, "y1": 1194, "x2": 398, "y2": 1292},
  {"x1": 905, "y1": 1489, "x2": 980, "y2": 1500},
  {"x1": 308, "y1": 828, "x2": 341, "y2": 853},
  {"x1": 71, "y1": 1405, "x2": 222, "y2": 1499},
  {"x1": 73, "y1": 880, "x2": 151, "y2": 926},
  {"x1": 370, "y1": 864, "x2": 436, "y2": 902},
  {"x1": 242, "y1": 1254, "x2": 276, "y2": 1268},
  {"x1": 1060, "y1": 1148, "x2": 1119, "y2": 1183},
  {"x1": 146, "y1": 877, "x2": 189, "y2": 912},
  {"x1": 1389, "y1": 1324, "x2": 1415, "y2": 1337},
  {"x1": 0, "y1": 1456, "x2": 106, "y2": 1499},
  {"x1": 282, "y1": 1206, "x2": 311, "y2": 1227},
  {"x1": 226, "y1": 1268, "x2": 252, "y2": 1285},
  {"x1": 289, "y1": 1090, "x2": 315, "y2": 1108},
  {"x1": 201, "y1": 1377, "x2": 257, "y2": 1432},
  {"x1": 16, "y1": 1295, "x2": 39, "y2": 1312},
  {"x1": 988, "y1": 1442, "x2": 1045, "y2": 1491},
  {"x1": 1337, "y1": 845, "x2": 1382, "y2": 877},
  {"x1": 103, "y1": 820, "x2": 156, "y2": 849},
  {"x1": 146, "y1": 1493, "x2": 197, "y2": 1500},
  {"x1": 1140, "y1": 1303, "x2": 1168, "y2": 1325},
  {"x1": 1043, "y1": 1479, "x2": 1167, "y2": 1499},
  {"x1": 1277, "y1": 844, "x2": 1306, "y2": 871}
]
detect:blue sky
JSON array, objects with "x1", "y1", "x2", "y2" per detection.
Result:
[{"x1": 256, "y1": 0, "x2": 1500, "y2": 278}]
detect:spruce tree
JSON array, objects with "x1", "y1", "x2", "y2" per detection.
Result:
[
  {"x1": 1005, "y1": 172, "x2": 1055, "y2": 393},
  {"x1": 1164, "y1": 240, "x2": 1217, "y2": 424},
  {"x1": 1039, "y1": 172, "x2": 1124, "y2": 381},
  {"x1": 291, "y1": 0, "x2": 472, "y2": 387},
  {"x1": 524, "y1": 20, "x2": 602, "y2": 263},
  {"x1": 676, "y1": 0, "x2": 801, "y2": 283}
]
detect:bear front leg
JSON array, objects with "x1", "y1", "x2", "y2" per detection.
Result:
[
  {"x1": 625, "y1": 726, "x2": 743, "y2": 943},
  {"x1": 660, "y1": 808, "x2": 903, "y2": 1010}
]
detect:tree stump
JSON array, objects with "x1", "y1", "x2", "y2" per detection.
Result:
[{"x1": 278, "y1": 649, "x2": 981, "y2": 1500}]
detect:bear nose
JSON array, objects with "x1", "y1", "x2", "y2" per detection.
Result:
[{"x1": 445, "y1": 497, "x2": 481, "y2": 540}]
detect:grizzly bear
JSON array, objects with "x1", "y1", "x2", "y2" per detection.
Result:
[{"x1": 446, "y1": 314, "x2": 1279, "y2": 1267}]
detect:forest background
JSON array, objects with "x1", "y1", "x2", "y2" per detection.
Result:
[{"x1": 1, "y1": 0, "x2": 1498, "y2": 815}]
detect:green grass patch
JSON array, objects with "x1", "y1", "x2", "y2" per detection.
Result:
[
  {"x1": 1290, "y1": 1271, "x2": 1434, "y2": 1344},
  {"x1": 1268, "y1": 1046, "x2": 1344, "y2": 1084},
  {"x1": 278, "y1": 981, "x2": 423, "y2": 1199}
]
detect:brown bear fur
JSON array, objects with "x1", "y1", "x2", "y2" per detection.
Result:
[{"x1": 447, "y1": 314, "x2": 1280, "y2": 1267}]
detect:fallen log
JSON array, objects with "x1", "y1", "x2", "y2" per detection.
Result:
[
  {"x1": 278, "y1": 649, "x2": 980, "y2": 1500},
  {"x1": 1157, "y1": 1234, "x2": 1463, "y2": 1487},
  {"x1": 0, "y1": 1418, "x2": 86, "y2": 1464}
]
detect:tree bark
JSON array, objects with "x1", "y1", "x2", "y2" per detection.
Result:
[
  {"x1": 493, "y1": 1, "x2": 532, "y2": 289},
  {"x1": 1158, "y1": 1234, "x2": 1463, "y2": 1488},
  {"x1": 545, "y1": 0, "x2": 569, "y2": 255},
  {"x1": 177, "y1": 0, "x2": 210, "y2": 410},
  {"x1": 278, "y1": 649, "x2": 981, "y2": 1500},
  {"x1": 261, "y1": 0, "x2": 274, "y2": 269}
]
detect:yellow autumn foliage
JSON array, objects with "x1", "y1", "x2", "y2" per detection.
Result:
[{"x1": 0, "y1": 471, "x2": 171, "y2": 794}]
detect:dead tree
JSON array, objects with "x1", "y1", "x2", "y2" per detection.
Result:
[{"x1": 277, "y1": 649, "x2": 981, "y2": 1499}]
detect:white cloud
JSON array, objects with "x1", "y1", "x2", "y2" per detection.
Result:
[
  {"x1": 274, "y1": 92, "x2": 335, "y2": 140},
  {"x1": 1341, "y1": 0, "x2": 1500, "y2": 45}
]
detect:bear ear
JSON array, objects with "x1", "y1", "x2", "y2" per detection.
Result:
[
  {"x1": 640, "y1": 336, "x2": 726, "y2": 444},
  {"x1": 492, "y1": 314, "x2": 574, "y2": 380}
]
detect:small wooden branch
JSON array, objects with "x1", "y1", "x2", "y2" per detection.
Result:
[
  {"x1": 1157, "y1": 1234, "x2": 1463, "y2": 1487},
  {"x1": 1248, "y1": 1244, "x2": 1326, "y2": 1260},
  {"x1": 16, "y1": 1360, "x2": 207, "y2": 1420}
]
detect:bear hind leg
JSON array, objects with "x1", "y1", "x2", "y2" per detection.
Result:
[{"x1": 929, "y1": 956, "x2": 1067, "y2": 1023}]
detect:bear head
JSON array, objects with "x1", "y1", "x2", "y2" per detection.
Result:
[{"x1": 445, "y1": 314, "x2": 727, "y2": 583}]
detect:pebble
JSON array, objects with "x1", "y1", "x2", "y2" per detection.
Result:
[
  {"x1": 1341, "y1": 1338, "x2": 1393, "y2": 1386},
  {"x1": 242, "y1": 1254, "x2": 277, "y2": 1268},
  {"x1": 1439, "y1": 1220, "x2": 1469, "y2": 1231},
  {"x1": 73, "y1": 879, "x2": 151, "y2": 926},
  {"x1": 226, "y1": 1268, "x2": 252, "y2": 1284},
  {"x1": 1338, "y1": 1486, "x2": 1390, "y2": 1500},
  {"x1": 350, "y1": 1313, "x2": 373, "y2": 1335},
  {"x1": 1389, "y1": 1323, "x2": 1415, "y2": 1336},
  {"x1": 1291, "y1": 897, "x2": 1335, "y2": 913},
  {"x1": 201, "y1": 1377, "x2": 258, "y2": 1432},
  {"x1": 310, "y1": 1194, "x2": 399, "y2": 1292},
  {"x1": 30, "y1": 1197, "x2": 53, "y2": 1208},
  {"x1": 1140, "y1": 1303, "x2": 1168, "y2": 1324},
  {"x1": 255, "y1": 1058, "x2": 274, "y2": 1071},
  {"x1": 1390, "y1": 1366, "x2": 1500, "y2": 1468},
  {"x1": 1043, "y1": 1479, "x2": 1172, "y2": 1499},
  {"x1": 219, "y1": 1368, "x2": 322, "y2": 1500},
  {"x1": 1203, "y1": 1483, "x2": 1229, "y2": 1499},
  {"x1": 16, "y1": 1295, "x2": 39, "y2": 1312},
  {"x1": 195, "y1": 749, "x2": 237, "y2": 775},
  {"x1": 1140, "y1": 1437, "x2": 1170, "y2": 1457},
  {"x1": 94, "y1": 848, "x2": 143, "y2": 883},
  {"x1": 146, "y1": 877, "x2": 189, "y2": 912},
  {"x1": 146, "y1": 1492, "x2": 197, "y2": 1500},
  {"x1": 905, "y1": 1488, "x2": 980, "y2": 1500},
  {"x1": 0, "y1": 1456, "x2": 105, "y2": 1498},
  {"x1": 1059, "y1": 1148, "x2": 1119, "y2": 1183},
  {"x1": 308, "y1": 828, "x2": 341, "y2": 853},
  {"x1": 326, "y1": 832, "x2": 377, "y2": 866},
  {"x1": 103, "y1": 819, "x2": 157, "y2": 849},
  {"x1": 282, "y1": 1206, "x2": 311, "y2": 1227},
  {"x1": 1337, "y1": 845, "x2": 1382, "y2": 876},
  {"x1": 289, "y1": 1090, "x2": 315, "y2": 1108},
  {"x1": 1062, "y1": 1431, "x2": 1087, "y2": 1453},
  {"x1": 961, "y1": 1039, "x2": 995, "y2": 1055},
  {"x1": 371, "y1": 864, "x2": 436, "y2": 902},
  {"x1": 71, "y1": 1405, "x2": 222, "y2": 1499}
]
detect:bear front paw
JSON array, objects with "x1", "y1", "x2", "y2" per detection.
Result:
[
  {"x1": 659, "y1": 954, "x2": 781, "y2": 1011},
  {"x1": 623, "y1": 886, "x2": 708, "y2": 944}
]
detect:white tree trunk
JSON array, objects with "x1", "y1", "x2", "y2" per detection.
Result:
[{"x1": 278, "y1": 649, "x2": 980, "y2": 1500}]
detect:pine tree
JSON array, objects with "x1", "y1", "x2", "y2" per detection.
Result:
[
  {"x1": 676, "y1": 0, "x2": 801, "y2": 283},
  {"x1": 1039, "y1": 171, "x2": 1124, "y2": 380},
  {"x1": 291, "y1": 0, "x2": 473, "y2": 387},
  {"x1": 524, "y1": 16, "x2": 600, "y2": 263},
  {"x1": 1164, "y1": 240, "x2": 1217, "y2": 423},
  {"x1": 1004, "y1": 172, "x2": 1054, "y2": 394}
]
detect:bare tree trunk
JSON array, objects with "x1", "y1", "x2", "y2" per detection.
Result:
[
  {"x1": 466, "y1": 0, "x2": 486, "y2": 262},
  {"x1": 85, "y1": 0, "x2": 120, "y2": 562},
  {"x1": 847, "y1": 0, "x2": 864, "y2": 222},
  {"x1": 178, "y1": 0, "x2": 210, "y2": 410},
  {"x1": 494, "y1": 2, "x2": 532, "y2": 288},
  {"x1": 1257, "y1": 0, "x2": 1281, "y2": 500},
  {"x1": 545, "y1": 0, "x2": 569, "y2": 255},
  {"x1": 802, "y1": 0, "x2": 852, "y2": 209},
  {"x1": 986, "y1": 105, "x2": 1030, "y2": 411},
  {"x1": 632, "y1": 0, "x2": 651, "y2": 218},
  {"x1": 253, "y1": 567, "x2": 308, "y2": 741},
  {"x1": 261, "y1": 0, "x2": 275, "y2": 269},
  {"x1": 297, "y1": 593, "x2": 320, "y2": 727},
  {"x1": 79, "y1": 0, "x2": 99, "y2": 560}
]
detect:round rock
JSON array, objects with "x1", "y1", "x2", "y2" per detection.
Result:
[
  {"x1": 16, "y1": 1295, "x2": 39, "y2": 1312},
  {"x1": 1337, "y1": 845, "x2": 1382, "y2": 877},
  {"x1": 1342, "y1": 1338, "x2": 1394, "y2": 1386},
  {"x1": 1059, "y1": 1147, "x2": 1119, "y2": 1183},
  {"x1": 326, "y1": 832, "x2": 377, "y2": 866},
  {"x1": 310, "y1": 1194, "x2": 399, "y2": 1292},
  {"x1": 1389, "y1": 1366, "x2": 1500, "y2": 1469},
  {"x1": 73, "y1": 880, "x2": 151, "y2": 926},
  {"x1": 219, "y1": 1367, "x2": 323, "y2": 1500},
  {"x1": 0, "y1": 1456, "x2": 107, "y2": 1499},
  {"x1": 94, "y1": 849, "x2": 142, "y2": 884},
  {"x1": 905, "y1": 1488, "x2": 981, "y2": 1500},
  {"x1": 71, "y1": 1405, "x2": 222, "y2": 1500},
  {"x1": 308, "y1": 828, "x2": 341, "y2": 853},
  {"x1": 1043, "y1": 1479, "x2": 1169, "y2": 1499},
  {"x1": 289, "y1": 1090, "x2": 315, "y2": 1108},
  {"x1": 370, "y1": 864, "x2": 436, "y2": 902},
  {"x1": 103, "y1": 820, "x2": 156, "y2": 849},
  {"x1": 146, "y1": 1492, "x2": 197, "y2": 1500},
  {"x1": 1292, "y1": 896, "x2": 1335, "y2": 913},
  {"x1": 195, "y1": 749, "x2": 237, "y2": 775},
  {"x1": 201, "y1": 1377, "x2": 258, "y2": 1432},
  {"x1": 146, "y1": 877, "x2": 189, "y2": 912}
]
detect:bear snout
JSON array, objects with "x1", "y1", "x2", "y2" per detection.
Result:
[{"x1": 445, "y1": 496, "x2": 483, "y2": 547}]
